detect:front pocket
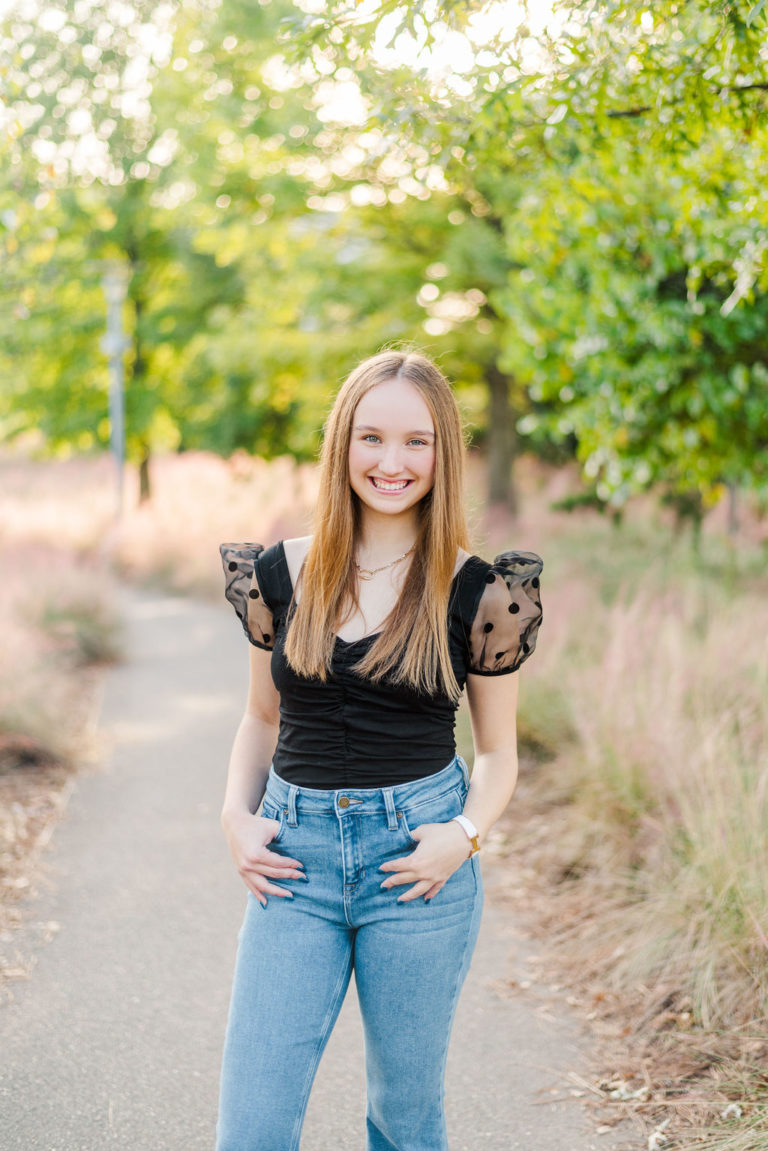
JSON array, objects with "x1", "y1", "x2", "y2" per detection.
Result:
[
  {"x1": 397, "y1": 808, "x2": 418, "y2": 846},
  {"x1": 261, "y1": 799, "x2": 287, "y2": 844},
  {"x1": 396, "y1": 785, "x2": 466, "y2": 844}
]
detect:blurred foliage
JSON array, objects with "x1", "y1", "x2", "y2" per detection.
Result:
[
  {"x1": 1, "y1": 0, "x2": 767, "y2": 514},
  {"x1": 0, "y1": 0, "x2": 331, "y2": 468}
]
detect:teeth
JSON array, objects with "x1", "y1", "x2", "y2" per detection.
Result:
[{"x1": 371, "y1": 478, "x2": 409, "y2": 491}]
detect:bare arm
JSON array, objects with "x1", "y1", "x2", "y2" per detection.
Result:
[
  {"x1": 379, "y1": 670, "x2": 520, "y2": 902},
  {"x1": 221, "y1": 645, "x2": 280, "y2": 818},
  {"x1": 221, "y1": 645, "x2": 304, "y2": 904},
  {"x1": 461, "y1": 669, "x2": 519, "y2": 838}
]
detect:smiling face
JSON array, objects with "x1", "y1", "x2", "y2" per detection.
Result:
[{"x1": 347, "y1": 377, "x2": 436, "y2": 520}]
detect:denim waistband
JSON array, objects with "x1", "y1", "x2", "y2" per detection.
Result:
[{"x1": 265, "y1": 754, "x2": 469, "y2": 820}]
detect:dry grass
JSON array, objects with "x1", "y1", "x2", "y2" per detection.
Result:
[
  {"x1": 0, "y1": 546, "x2": 123, "y2": 762},
  {"x1": 485, "y1": 501, "x2": 768, "y2": 1150},
  {"x1": 491, "y1": 786, "x2": 768, "y2": 1149},
  {"x1": 112, "y1": 450, "x2": 319, "y2": 595},
  {"x1": 0, "y1": 456, "x2": 126, "y2": 985},
  {"x1": 0, "y1": 453, "x2": 117, "y2": 555},
  {"x1": 537, "y1": 570, "x2": 767, "y2": 1028},
  {"x1": 0, "y1": 546, "x2": 120, "y2": 965}
]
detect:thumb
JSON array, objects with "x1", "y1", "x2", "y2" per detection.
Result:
[{"x1": 408, "y1": 824, "x2": 423, "y2": 842}]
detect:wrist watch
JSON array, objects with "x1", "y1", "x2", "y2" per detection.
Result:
[{"x1": 451, "y1": 814, "x2": 480, "y2": 856}]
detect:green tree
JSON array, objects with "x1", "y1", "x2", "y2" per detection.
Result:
[
  {"x1": 290, "y1": 0, "x2": 768, "y2": 515},
  {"x1": 0, "y1": 0, "x2": 330, "y2": 492}
]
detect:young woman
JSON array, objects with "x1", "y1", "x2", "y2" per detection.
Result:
[{"x1": 217, "y1": 350, "x2": 543, "y2": 1151}]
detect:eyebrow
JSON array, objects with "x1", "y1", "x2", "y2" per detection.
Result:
[{"x1": 354, "y1": 424, "x2": 435, "y2": 437}]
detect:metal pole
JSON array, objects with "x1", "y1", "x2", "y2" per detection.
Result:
[{"x1": 101, "y1": 262, "x2": 130, "y2": 519}]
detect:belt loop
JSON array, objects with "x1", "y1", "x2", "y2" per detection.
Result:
[
  {"x1": 457, "y1": 754, "x2": 470, "y2": 790},
  {"x1": 382, "y1": 787, "x2": 398, "y2": 831},
  {"x1": 287, "y1": 785, "x2": 299, "y2": 827}
]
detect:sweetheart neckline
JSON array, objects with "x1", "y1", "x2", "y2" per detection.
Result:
[
  {"x1": 334, "y1": 630, "x2": 381, "y2": 647},
  {"x1": 276, "y1": 542, "x2": 479, "y2": 646}
]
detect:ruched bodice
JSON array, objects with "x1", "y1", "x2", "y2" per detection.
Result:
[{"x1": 220, "y1": 540, "x2": 543, "y2": 787}]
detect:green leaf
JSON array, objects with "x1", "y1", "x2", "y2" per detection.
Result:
[{"x1": 746, "y1": 0, "x2": 767, "y2": 27}]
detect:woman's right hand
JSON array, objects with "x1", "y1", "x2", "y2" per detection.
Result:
[{"x1": 221, "y1": 810, "x2": 304, "y2": 906}]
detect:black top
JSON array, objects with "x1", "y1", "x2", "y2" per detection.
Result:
[{"x1": 220, "y1": 540, "x2": 543, "y2": 789}]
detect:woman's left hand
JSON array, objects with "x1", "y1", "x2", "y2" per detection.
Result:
[{"x1": 379, "y1": 821, "x2": 473, "y2": 902}]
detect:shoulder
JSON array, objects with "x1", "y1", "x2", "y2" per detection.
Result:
[
  {"x1": 453, "y1": 547, "x2": 472, "y2": 579},
  {"x1": 281, "y1": 535, "x2": 312, "y2": 591}
]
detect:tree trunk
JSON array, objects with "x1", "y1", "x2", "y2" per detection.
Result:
[
  {"x1": 126, "y1": 245, "x2": 152, "y2": 504},
  {"x1": 138, "y1": 441, "x2": 151, "y2": 503},
  {"x1": 486, "y1": 362, "x2": 519, "y2": 511}
]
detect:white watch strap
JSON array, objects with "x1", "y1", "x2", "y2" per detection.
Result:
[{"x1": 451, "y1": 814, "x2": 479, "y2": 842}]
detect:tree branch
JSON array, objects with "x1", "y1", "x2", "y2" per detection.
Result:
[{"x1": 608, "y1": 81, "x2": 768, "y2": 119}]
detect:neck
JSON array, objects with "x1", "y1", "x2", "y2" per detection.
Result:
[{"x1": 356, "y1": 508, "x2": 420, "y2": 561}]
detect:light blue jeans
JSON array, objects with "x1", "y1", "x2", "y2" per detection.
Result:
[{"x1": 216, "y1": 754, "x2": 483, "y2": 1151}]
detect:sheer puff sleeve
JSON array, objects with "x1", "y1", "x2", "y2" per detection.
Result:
[
  {"x1": 467, "y1": 550, "x2": 543, "y2": 675},
  {"x1": 219, "y1": 542, "x2": 275, "y2": 651}
]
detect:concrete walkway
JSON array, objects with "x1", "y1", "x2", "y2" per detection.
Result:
[{"x1": 0, "y1": 587, "x2": 639, "y2": 1150}]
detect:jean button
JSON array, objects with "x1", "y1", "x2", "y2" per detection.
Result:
[{"x1": 339, "y1": 796, "x2": 350, "y2": 809}]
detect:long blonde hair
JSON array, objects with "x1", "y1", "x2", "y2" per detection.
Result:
[{"x1": 284, "y1": 350, "x2": 470, "y2": 700}]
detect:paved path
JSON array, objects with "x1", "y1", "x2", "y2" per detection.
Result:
[{"x1": 0, "y1": 587, "x2": 639, "y2": 1150}]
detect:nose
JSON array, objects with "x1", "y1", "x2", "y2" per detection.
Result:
[{"x1": 378, "y1": 443, "x2": 405, "y2": 475}]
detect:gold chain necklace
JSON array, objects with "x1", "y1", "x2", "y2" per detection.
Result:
[{"x1": 354, "y1": 544, "x2": 416, "y2": 581}]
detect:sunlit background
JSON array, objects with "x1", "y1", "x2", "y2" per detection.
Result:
[{"x1": 2, "y1": 4, "x2": 768, "y2": 1144}]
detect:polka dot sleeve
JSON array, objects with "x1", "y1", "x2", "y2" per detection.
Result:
[
  {"x1": 219, "y1": 542, "x2": 276, "y2": 651},
  {"x1": 467, "y1": 550, "x2": 543, "y2": 675}
]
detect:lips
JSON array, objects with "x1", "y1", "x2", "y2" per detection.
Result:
[{"x1": 369, "y1": 477, "x2": 412, "y2": 492}]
